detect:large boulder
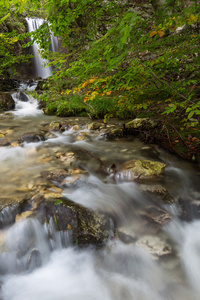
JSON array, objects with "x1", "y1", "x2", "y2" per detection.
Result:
[
  {"x1": 44, "y1": 199, "x2": 112, "y2": 246},
  {"x1": 116, "y1": 159, "x2": 166, "y2": 182},
  {"x1": 0, "y1": 92, "x2": 15, "y2": 110}
]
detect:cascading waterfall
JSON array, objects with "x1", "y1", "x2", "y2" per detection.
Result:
[{"x1": 26, "y1": 17, "x2": 58, "y2": 79}]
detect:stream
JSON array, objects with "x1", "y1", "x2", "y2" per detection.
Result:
[{"x1": 0, "y1": 87, "x2": 199, "y2": 300}]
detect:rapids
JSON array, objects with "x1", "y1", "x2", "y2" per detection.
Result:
[{"x1": 0, "y1": 89, "x2": 199, "y2": 300}]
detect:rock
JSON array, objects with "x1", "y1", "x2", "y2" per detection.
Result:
[
  {"x1": 97, "y1": 124, "x2": 124, "y2": 140},
  {"x1": 43, "y1": 191, "x2": 62, "y2": 200},
  {"x1": 15, "y1": 91, "x2": 29, "y2": 102},
  {"x1": 41, "y1": 168, "x2": 69, "y2": 183},
  {"x1": 55, "y1": 152, "x2": 76, "y2": 167},
  {"x1": 126, "y1": 118, "x2": 158, "y2": 129},
  {"x1": 117, "y1": 231, "x2": 137, "y2": 244},
  {"x1": 21, "y1": 132, "x2": 44, "y2": 143},
  {"x1": 72, "y1": 125, "x2": 81, "y2": 131},
  {"x1": 26, "y1": 248, "x2": 42, "y2": 272},
  {"x1": 88, "y1": 122, "x2": 103, "y2": 130},
  {"x1": 141, "y1": 206, "x2": 171, "y2": 227},
  {"x1": 0, "y1": 92, "x2": 15, "y2": 110},
  {"x1": 0, "y1": 79, "x2": 19, "y2": 92},
  {"x1": 60, "y1": 174, "x2": 81, "y2": 187},
  {"x1": 136, "y1": 235, "x2": 173, "y2": 258},
  {"x1": 0, "y1": 137, "x2": 10, "y2": 147},
  {"x1": 45, "y1": 200, "x2": 112, "y2": 246},
  {"x1": 140, "y1": 184, "x2": 174, "y2": 203},
  {"x1": 15, "y1": 211, "x2": 34, "y2": 222},
  {"x1": 178, "y1": 198, "x2": 200, "y2": 221},
  {"x1": 116, "y1": 159, "x2": 166, "y2": 181},
  {"x1": 49, "y1": 121, "x2": 61, "y2": 132}
]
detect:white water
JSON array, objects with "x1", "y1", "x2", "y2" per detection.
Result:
[
  {"x1": 0, "y1": 92, "x2": 200, "y2": 299},
  {"x1": 26, "y1": 18, "x2": 58, "y2": 78},
  {"x1": 11, "y1": 92, "x2": 42, "y2": 117}
]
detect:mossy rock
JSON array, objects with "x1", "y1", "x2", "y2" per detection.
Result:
[
  {"x1": 126, "y1": 118, "x2": 158, "y2": 130},
  {"x1": 117, "y1": 159, "x2": 166, "y2": 181},
  {"x1": 0, "y1": 92, "x2": 15, "y2": 110},
  {"x1": 49, "y1": 121, "x2": 62, "y2": 131},
  {"x1": 44, "y1": 199, "x2": 112, "y2": 246}
]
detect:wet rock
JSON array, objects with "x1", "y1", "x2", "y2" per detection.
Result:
[
  {"x1": 136, "y1": 235, "x2": 173, "y2": 258},
  {"x1": 126, "y1": 118, "x2": 157, "y2": 130},
  {"x1": 16, "y1": 91, "x2": 29, "y2": 102},
  {"x1": 21, "y1": 132, "x2": 44, "y2": 143},
  {"x1": 88, "y1": 122, "x2": 103, "y2": 131},
  {"x1": 45, "y1": 200, "x2": 112, "y2": 246},
  {"x1": 0, "y1": 204, "x2": 20, "y2": 229},
  {"x1": 140, "y1": 184, "x2": 174, "y2": 203},
  {"x1": 0, "y1": 92, "x2": 15, "y2": 110},
  {"x1": 117, "y1": 231, "x2": 137, "y2": 244},
  {"x1": 116, "y1": 159, "x2": 166, "y2": 181},
  {"x1": 178, "y1": 198, "x2": 200, "y2": 221},
  {"x1": 15, "y1": 211, "x2": 34, "y2": 222},
  {"x1": 0, "y1": 137, "x2": 10, "y2": 147},
  {"x1": 141, "y1": 206, "x2": 171, "y2": 227},
  {"x1": 54, "y1": 152, "x2": 76, "y2": 167},
  {"x1": 98, "y1": 125, "x2": 124, "y2": 140},
  {"x1": 49, "y1": 121, "x2": 62, "y2": 132},
  {"x1": 41, "y1": 168, "x2": 69, "y2": 183},
  {"x1": 26, "y1": 248, "x2": 42, "y2": 272}
]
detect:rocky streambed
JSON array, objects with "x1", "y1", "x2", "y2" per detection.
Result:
[{"x1": 0, "y1": 91, "x2": 200, "y2": 300}]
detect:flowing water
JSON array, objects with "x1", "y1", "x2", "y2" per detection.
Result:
[{"x1": 0, "y1": 88, "x2": 200, "y2": 300}]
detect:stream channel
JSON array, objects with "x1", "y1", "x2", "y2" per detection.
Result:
[
  {"x1": 0, "y1": 17, "x2": 200, "y2": 300},
  {"x1": 0, "y1": 85, "x2": 199, "y2": 300}
]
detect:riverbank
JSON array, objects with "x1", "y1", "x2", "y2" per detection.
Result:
[{"x1": 31, "y1": 79, "x2": 200, "y2": 164}]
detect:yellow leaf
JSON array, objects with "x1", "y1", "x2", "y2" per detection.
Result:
[
  {"x1": 158, "y1": 30, "x2": 165, "y2": 37},
  {"x1": 150, "y1": 31, "x2": 157, "y2": 37},
  {"x1": 67, "y1": 224, "x2": 71, "y2": 230},
  {"x1": 106, "y1": 91, "x2": 112, "y2": 95}
]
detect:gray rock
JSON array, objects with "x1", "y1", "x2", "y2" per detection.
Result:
[{"x1": 21, "y1": 132, "x2": 44, "y2": 143}]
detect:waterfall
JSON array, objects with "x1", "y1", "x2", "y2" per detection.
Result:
[{"x1": 26, "y1": 18, "x2": 58, "y2": 79}]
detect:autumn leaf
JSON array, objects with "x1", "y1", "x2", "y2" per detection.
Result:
[
  {"x1": 158, "y1": 30, "x2": 164, "y2": 37},
  {"x1": 150, "y1": 31, "x2": 157, "y2": 37}
]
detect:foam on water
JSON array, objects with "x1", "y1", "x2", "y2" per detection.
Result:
[{"x1": 11, "y1": 93, "x2": 42, "y2": 117}]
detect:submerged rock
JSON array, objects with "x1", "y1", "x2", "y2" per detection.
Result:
[
  {"x1": 26, "y1": 248, "x2": 42, "y2": 272},
  {"x1": 141, "y1": 206, "x2": 171, "y2": 227},
  {"x1": 116, "y1": 159, "x2": 166, "y2": 181},
  {"x1": 41, "y1": 168, "x2": 69, "y2": 183},
  {"x1": 140, "y1": 184, "x2": 174, "y2": 203},
  {"x1": 136, "y1": 235, "x2": 173, "y2": 258}
]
